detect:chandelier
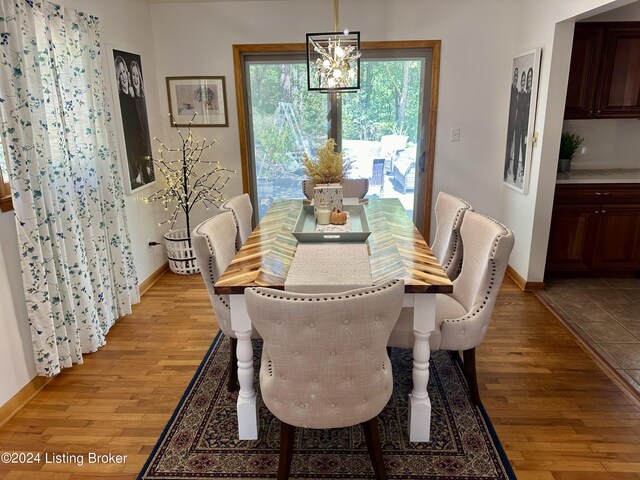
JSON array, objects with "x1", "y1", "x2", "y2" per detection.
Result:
[{"x1": 306, "y1": 0, "x2": 360, "y2": 93}]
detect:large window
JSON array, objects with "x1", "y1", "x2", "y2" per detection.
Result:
[
  {"x1": 241, "y1": 45, "x2": 434, "y2": 232},
  {"x1": 246, "y1": 59, "x2": 329, "y2": 218}
]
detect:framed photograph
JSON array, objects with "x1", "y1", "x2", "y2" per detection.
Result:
[
  {"x1": 107, "y1": 47, "x2": 155, "y2": 194},
  {"x1": 502, "y1": 48, "x2": 541, "y2": 194},
  {"x1": 166, "y1": 76, "x2": 228, "y2": 127}
]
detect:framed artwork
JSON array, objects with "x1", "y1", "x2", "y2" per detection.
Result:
[
  {"x1": 107, "y1": 47, "x2": 155, "y2": 194},
  {"x1": 502, "y1": 48, "x2": 541, "y2": 194},
  {"x1": 166, "y1": 76, "x2": 229, "y2": 127}
]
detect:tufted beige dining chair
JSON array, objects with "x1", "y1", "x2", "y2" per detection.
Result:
[
  {"x1": 192, "y1": 211, "x2": 259, "y2": 392},
  {"x1": 388, "y1": 211, "x2": 514, "y2": 404},
  {"x1": 431, "y1": 192, "x2": 472, "y2": 280},
  {"x1": 221, "y1": 193, "x2": 253, "y2": 251},
  {"x1": 245, "y1": 279, "x2": 405, "y2": 480},
  {"x1": 303, "y1": 178, "x2": 369, "y2": 200}
]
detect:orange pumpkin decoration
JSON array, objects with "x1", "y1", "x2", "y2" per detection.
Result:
[{"x1": 330, "y1": 209, "x2": 348, "y2": 225}]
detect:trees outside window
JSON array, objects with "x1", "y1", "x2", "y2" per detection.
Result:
[{"x1": 246, "y1": 55, "x2": 426, "y2": 220}]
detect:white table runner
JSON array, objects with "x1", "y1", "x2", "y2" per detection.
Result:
[{"x1": 284, "y1": 243, "x2": 372, "y2": 293}]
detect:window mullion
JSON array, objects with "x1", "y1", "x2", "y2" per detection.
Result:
[{"x1": 328, "y1": 92, "x2": 342, "y2": 151}]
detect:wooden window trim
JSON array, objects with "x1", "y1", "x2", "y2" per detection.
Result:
[
  {"x1": 0, "y1": 154, "x2": 11, "y2": 212},
  {"x1": 0, "y1": 179, "x2": 11, "y2": 212}
]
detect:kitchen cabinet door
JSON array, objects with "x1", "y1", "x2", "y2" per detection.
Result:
[
  {"x1": 565, "y1": 24, "x2": 603, "y2": 119},
  {"x1": 591, "y1": 205, "x2": 640, "y2": 269},
  {"x1": 596, "y1": 24, "x2": 640, "y2": 118},
  {"x1": 546, "y1": 204, "x2": 598, "y2": 271}
]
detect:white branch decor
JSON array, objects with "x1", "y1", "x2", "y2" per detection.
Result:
[{"x1": 144, "y1": 113, "x2": 234, "y2": 235}]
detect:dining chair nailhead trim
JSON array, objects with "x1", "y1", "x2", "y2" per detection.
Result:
[
  {"x1": 442, "y1": 207, "x2": 465, "y2": 271},
  {"x1": 251, "y1": 279, "x2": 399, "y2": 301},
  {"x1": 228, "y1": 209, "x2": 242, "y2": 251},
  {"x1": 194, "y1": 225, "x2": 231, "y2": 311},
  {"x1": 443, "y1": 229, "x2": 508, "y2": 324}
]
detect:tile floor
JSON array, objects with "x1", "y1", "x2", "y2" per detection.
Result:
[{"x1": 537, "y1": 277, "x2": 640, "y2": 395}]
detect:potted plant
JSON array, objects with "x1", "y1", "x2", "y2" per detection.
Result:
[
  {"x1": 302, "y1": 138, "x2": 354, "y2": 212},
  {"x1": 558, "y1": 131, "x2": 584, "y2": 173}
]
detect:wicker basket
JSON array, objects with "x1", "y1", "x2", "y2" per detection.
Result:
[{"x1": 164, "y1": 228, "x2": 200, "y2": 275}]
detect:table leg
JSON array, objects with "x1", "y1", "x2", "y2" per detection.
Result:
[
  {"x1": 407, "y1": 293, "x2": 436, "y2": 442},
  {"x1": 229, "y1": 295, "x2": 258, "y2": 440}
]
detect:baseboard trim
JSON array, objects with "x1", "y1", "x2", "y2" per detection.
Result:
[
  {"x1": 0, "y1": 376, "x2": 51, "y2": 428},
  {"x1": 140, "y1": 262, "x2": 169, "y2": 296},
  {"x1": 0, "y1": 262, "x2": 169, "y2": 426},
  {"x1": 506, "y1": 265, "x2": 545, "y2": 292}
]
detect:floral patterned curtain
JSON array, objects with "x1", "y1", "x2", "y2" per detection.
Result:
[{"x1": 0, "y1": 0, "x2": 139, "y2": 376}]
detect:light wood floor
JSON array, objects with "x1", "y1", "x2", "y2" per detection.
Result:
[{"x1": 0, "y1": 273, "x2": 639, "y2": 479}]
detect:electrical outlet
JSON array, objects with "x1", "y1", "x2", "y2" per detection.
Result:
[{"x1": 450, "y1": 127, "x2": 461, "y2": 142}]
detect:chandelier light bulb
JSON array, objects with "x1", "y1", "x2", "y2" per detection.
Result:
[
  {"x1": 323, "y1": 59, "x2": 331, "y2": 68},
  {"x1": 327, "y1": 77, "x2": 336, "y2": 87},
  {"x1": 335, "y1": 45, "x2": 345, "y2": 57},
  {"x1": 333, "y1": 68, "x2": 342, "y2": 79}
]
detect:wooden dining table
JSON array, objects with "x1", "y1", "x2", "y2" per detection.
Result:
[{"x1": 214, "y1": 198, "x2": 453, "y2": 442}]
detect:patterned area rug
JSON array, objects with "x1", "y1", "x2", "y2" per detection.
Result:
[{"x1": 139, "y1": 333, "x2": 515, "y2": 479}]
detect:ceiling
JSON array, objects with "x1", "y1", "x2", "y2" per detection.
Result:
[{"x1": 148, "y1": 0, "x2": 281, "y2": 3}]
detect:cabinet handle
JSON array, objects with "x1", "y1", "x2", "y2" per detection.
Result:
[
  {"x1": 595, "y1": 192, "x2": 601, "y2": 195},
  {"x1": 603, "y1": 192, "x2": 610, "y2": 196},
  {"x1": 594, "y1": 192, "x2": 611, "y2": 196},
  {"x1": 601, "y1": 209, "x2": 607, "y2": 214},
  {"x1": 595, "y1": 210, "x2": 600, "y2": 214}
]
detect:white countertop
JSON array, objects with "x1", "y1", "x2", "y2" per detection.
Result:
[{"x1": 556, "y1": 168, "x2": 640, "y2": 184}]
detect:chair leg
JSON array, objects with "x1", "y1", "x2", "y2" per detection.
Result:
[
  {"x1": 463, "y1": 348, "x2": 480, "y2": 405},
  {"x1": 362, "y1": 417, "x2": 387, "y2": 480},
  {"x1": 278, "y1": 421, "x2": 296, "y2": 480},
  {"x1": 227, "y1": 337, "x2": 239, "y2": 392}
]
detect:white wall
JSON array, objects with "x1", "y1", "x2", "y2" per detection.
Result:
[
  {"x1": 499, "y1": 0, "x2": 636, "y2": 282},
  {"x1": 586, "y1": 0, "x2": 640, "y2": 19},
  {"x1": 563, "y1": 119, "x2": 640, "y2": 168},
  {"x1": 149, "y1": 0, "x2": 520, "y2": 230},
  {"x1": 0, "y1": 211, "x2": 34, "y2": 406},
  {"x1": 0, "y1": 0, "x2": 164, "y2": 407},
  {"x1": 150, "y1": 0, "x2": 638, "y2": 285}
]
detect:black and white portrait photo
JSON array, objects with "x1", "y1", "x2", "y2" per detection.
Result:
[
  {"x1": 503, "y1": 49, "x2": 541, "y2": 194},
  {"x1": 111, "y1": 49, "x2": 155, "y2": 194}
]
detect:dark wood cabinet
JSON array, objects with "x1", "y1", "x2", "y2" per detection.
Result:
[
  {"x1": 596, "y1": 25, "x2": 640, "y2": 117},
  {"x1": 547, "y1": 204, "x2": 596, "y2": 271},
  {"x1": 592, "y1": 205, "x2": 640, "y2": 268},
  {"x1": 565, "y1": 22, "x2": 640, "y2": 119},
  {"x1": 546, "y1": 184, "x2": 640, "y2": 273},
  {"x1": 564, "y1": 25, "x2": 603, "y2": 119}
]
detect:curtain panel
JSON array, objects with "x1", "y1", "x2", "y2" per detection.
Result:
[{"x1": 0, "y1": 0, "x2": 139, "y2": 376}]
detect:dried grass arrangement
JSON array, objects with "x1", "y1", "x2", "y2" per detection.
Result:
[{"x1": 302, "y1": 138, "x2": 354, "y2": 184}]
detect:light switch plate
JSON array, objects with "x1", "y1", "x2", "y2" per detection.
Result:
[{"x1": 451, "y1": 127, "x2": 460, "y2": 142}]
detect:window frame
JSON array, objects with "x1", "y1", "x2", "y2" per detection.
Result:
[
  {"x1": 0, "y1": 109, "x2": 11, "y2": 212},
  {"x1": 232, "y1": 40, "x2": 441, "y2": 237},
  {"x1": 0, "y1": 151, "x2": 11, "y2": 213}
]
